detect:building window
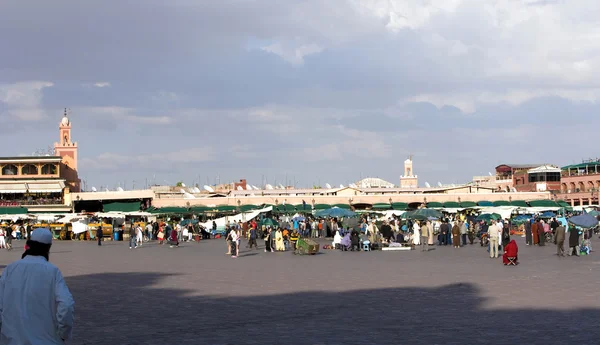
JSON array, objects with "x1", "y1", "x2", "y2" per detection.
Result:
[
  {"x1": 41, "y1": 164, "x2": 57, "y2": 175},
  {"x1": 1, "y1": 164, "x2": 18, "y2": 175},
  {"x1": 21, "y1": 164, "x2": 38, "y2": 175}
]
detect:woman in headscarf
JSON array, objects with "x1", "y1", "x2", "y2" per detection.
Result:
[
  {"x1": 333, "y1": 230, "x2": 342, "y2": 249},
  {"x1": 531, "y1": 219, "x2": 539, "y2": 245},
  {"x1": 538, "y1": 219, "x2": 546, "y2": 246},
  {"x1": 340, "y1": 232, "x2": 351, "y2": 250},
  {"x1": 451, "y1": 222, "x2": 461, "y2": 248},
  {"x1": 568, "y1": 227, "x2": 580, "y2": 256},
  {"x1": 274, "y1": 228, "x2": 285, "y2": 251},
  {"x1": 168, "y1": 226, "x2": 179, "y2": 248},
  {"x1": 502, "y1": 240, "x2": 518, "y2": 265}
]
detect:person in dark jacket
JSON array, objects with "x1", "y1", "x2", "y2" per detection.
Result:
[
  {"x1": 525, "y1": 220, "x2": 532, "y2": 245},
  {"x1": 555, "y1": 224, "x2": 566, "y2": 256},
  {"x1": 439, "y1": 220, "x2": 449, "y2": 245},
  {"x1": 502, "y1": 221, "x2": 511, "y2": 247},
  {"x1": 568, "y1": 228, "x2": 580, "y2": 256},
  {"x1": 96, "y1": 226, "x2": 103, "y2": 246},
  {"x1": 152, "y1": 221, "x2": 159, "y2": 240},
  {"x1": 128, "y1": 224, "x2": 137, "y2": 249},
  {"x1": 350, "y1": 230, "x2": 360, "y2": 251},
  {"x1": 25, "y1": 223, "x2": 32, "y2": 240},
  {"x1": 380, "y1": 221, "x2": 394, "y2": 243},
  {"x1": 247, "y1": 227, "x2": 258, "y2": 249}
]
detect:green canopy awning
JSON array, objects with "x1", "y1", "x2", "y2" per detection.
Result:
[
  {"x1": 313, "y1": 203, "x2": 331, "y2": 210},
  {"x1": 216, "y1": 205, "x2": 237, "y2": 212},
  {"x1": 459, "y1": 201, "x2": 477, "y2": 208},
  {"x1": 510, "y1": 200, "x2": 529, "y2": 207},
  {"x1": 239, "y1": 205, "x2": 258, "y2": 212},
  {"x1": 293, "y1": 204, "x2": 310, "y2": 211},
  {"x1": 528, "y1": 200, "x2": 559, "y2": 208},
  {"x1": 0, "y1": 207, "x2": 28, "y2": 215},
  {"x1": 332, "y1": 204, "x2": 351, "y2": 209},
  {"x1": 391, "y1": 202, "x2": 408, "y2": 210},
  {"x1": 477, "y1": 201, "x2": 494, "y2": 207},
  {"x1": 492, "y1": 200, "x2": 511, "y2": 207},
  {"x1": 150, "y1": 207, "x2": 189, "y2": 214},
  {"x1": 372, "y1": 203, "x2": 391, "y2": 210},
  {"x1": 103, "y1": 201, "x2": 141, "y2": 213},
  {"x1": 557, "y1": 200, "x2": 571, "y2": 208},
  {"x1": 442, "y1": 201, "x2": 460, "y2": 208},
  {"x1": 190, "y1": 206, "x2": 209, "y2": 213},
  {"x1": 426, "y1": 202, "x2": 443, "y2": 208},
  {"x1": 273, "y1": 205, "x2": 295, "y2": 213}
]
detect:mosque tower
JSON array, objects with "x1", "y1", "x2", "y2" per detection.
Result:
[
  {"x1": 400, "y1": 155, "x2": 418, "y2": 188},
  {"x1": 54, "y1": 109, "x2": 81, "y2": 192}
]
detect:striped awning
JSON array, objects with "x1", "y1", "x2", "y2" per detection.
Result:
[
  {"x1": 0, "y1": 183, "x2": 27, "y2": 194},
  {"x1": 26, "y1": 181, "x2": 65, "y2": 193}
]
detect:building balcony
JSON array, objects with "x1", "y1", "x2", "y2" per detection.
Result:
[{"x1": 0, "y1": 198, "x2": 64, "y2": 206}]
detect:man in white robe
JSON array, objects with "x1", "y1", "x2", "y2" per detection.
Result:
[{"x1": 0, "y1": 228, "x2": 75, "y2": 344}]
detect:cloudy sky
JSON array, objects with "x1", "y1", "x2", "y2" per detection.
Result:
[{"x1": 1, "y1": 0, "x2": 599, "y2": 190}]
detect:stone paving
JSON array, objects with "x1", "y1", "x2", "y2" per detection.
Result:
[{"x1": 1, "y1": 236, "x2": 600, "y2": 344}]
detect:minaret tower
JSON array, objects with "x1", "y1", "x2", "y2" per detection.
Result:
[
  {"x1": 400, "y1": 155, "x2": 418, "y2": 188},
  {"x1": 54, "y1": 109, "x2": 80, "y2": 191}
]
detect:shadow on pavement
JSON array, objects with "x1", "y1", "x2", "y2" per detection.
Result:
[{"x1": 64, "y1": 272, "x2": 598, "y2": 345}]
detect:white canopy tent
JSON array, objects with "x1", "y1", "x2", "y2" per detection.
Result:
[
  {"x1": 0, "y1": 214, "x2": 33, "y2": 222},
  {"x1": 35, "y1": 214, "x2": 69, "y2": 222},
  {"x1": 56, "y1": 214, "x2": 89, "y2": 224},
  {"x1": 200, "y1": 206, "x2": 273, "y2": 231},
  {"x1": 94, "y1": 212, "x2": 126, "y2": 219}
]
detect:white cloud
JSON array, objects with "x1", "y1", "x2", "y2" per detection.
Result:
[
  {"x1": 94, "y1": 82, "x2": 110, "y2": 88},
  {"x1": 261, "y1": 42, "x2": 323, "y2": 65},
  {"x1": 81, "y1": 82, "x2": 111, "y2": 88},
  {"x1": 0, "y1": 81, "x2": 53, "y2": 121},
  {"x1": 76, "y1": 106, "x2": 173, "y2": 125},
  {"x1": 403, "y1": 88, "x2": 600, "y2": 113}
]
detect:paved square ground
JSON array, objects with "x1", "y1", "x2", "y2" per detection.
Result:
[{"x1": 1, "y1": 236, "x2": 599, "y2": 345}]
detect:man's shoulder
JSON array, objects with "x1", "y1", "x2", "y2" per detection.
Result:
[{"x1": 7, "y1": 257, "x2": 60, "y2": 272}]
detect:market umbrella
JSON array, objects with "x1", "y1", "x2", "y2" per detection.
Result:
[
  {"x1": 292, "y1": 215, "x2": 306, "y2": 222},
  {"x1": 405, "y1": 213, "x2": 428, "y2": 221},
  {"x1": 476, "y1": 213, "x2": 501, "y2": 222},
  {"x1": 412, "y1": 208, "x2": 443, "y2": 219},
  {"x1": 511, "y1": 214, "x2": 531, "y2": 225},
  {"x1": 179, "y1": 219, "x2": 198, "y2": 226},
  {"x1": 314, "y1": 207, "x2": 356, "y2": 218},
  {"x1": 260, "y1": 218, "x2": 279, "y2": 228},
  {"x1": 587, "y1": 210, "x2": 600, "y2": 217},
  {"x1": 568, "y1": 214, "x2": 598, "y2": 229},
  {"x1": 539, "y1": 211, "x2": 556, "y2": 218},
  {"x1": 401, "y1": 211, "x2": 415, "y2": 219}
]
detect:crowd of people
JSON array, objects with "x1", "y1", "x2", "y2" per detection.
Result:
[
  {"x1": 2, "y1": 211, "x2": 595, "y2": 262},
  {"x1": 210, "y1": 211, "x2": 597, "y2": 263}
]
